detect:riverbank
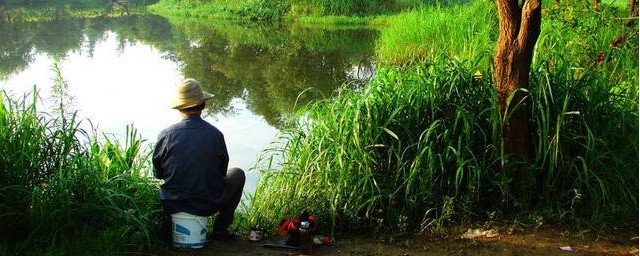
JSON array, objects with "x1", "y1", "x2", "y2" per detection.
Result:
[
  {"x1": 146, "y1": 0, "x2": 414, "y2": 24},
  {"x1": 0, "y1": 0, "x2": 152, "y2": 22},
  {"x1": 160, "y1": 226, "x2": 638, "y2": 255},
  {"x1": 0, "y1": 0, "x2": 636, "y2": 254}
]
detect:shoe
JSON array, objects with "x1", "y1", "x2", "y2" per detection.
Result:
[{"x1": 209, "y1": 231, "x2": 236, "y2": 241}]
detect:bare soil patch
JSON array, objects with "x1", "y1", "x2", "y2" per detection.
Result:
[{"x1": 159, "y1": 227, "x2": 638, "y2": 256}]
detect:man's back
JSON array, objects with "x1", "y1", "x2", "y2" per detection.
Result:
[
  {"x1": 156, "y1": 78, "x2": 245, "y2": 241},
  {"x1": 153, "y1": 115, "x2": 229, "y2": 216}
]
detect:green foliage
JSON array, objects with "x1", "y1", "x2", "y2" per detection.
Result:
[
  {"x1": 2, "y1": 0, "x2": 156, "y2": 9},
  {"x1": 248, "y1": 0, "x2": 638, "y2": 234},
  {"x1": 249, "y1": 56, "x2": 497, "y2": 234},
  {"x1": 528, "y1": 60, "x2": 638, "y2": 226},
  {"x1": 1, "y1": 0, "x2": 637, "y2": 247},
  {"x1": 376, "y1": 0, "x2": 497, "y2": 64},
  {"x1": 291, "y1": 14, "x2": 381, "y2": 27},
  {"x1": 148, "y1": 0, "x2": 290, "y2": 20},
  {"x1": 289, "y1": 0, "x2": 395, "y2": 16},
  {"x1": 0, "y1": 79, "x2": 162, "y2": 253},
  {"x1": 530, "y1": 0, "x2": 639, "y2": 225},
  {"x1": 149, "y1": 0, "x2": 434, "y2": 21},
  {"x1": 249, "y1": 52, "x2": 638, "y2": 234},
  {"x1": 537, "y1": 0, "x2": 638, "y2": 81},
  {"x1": 0, "y1": 0, "x2": 157, "y2": 22}
]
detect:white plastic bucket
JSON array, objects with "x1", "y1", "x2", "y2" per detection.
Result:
[{"x1": 171, "y1": 212, "x2": 208, "y2": 248}]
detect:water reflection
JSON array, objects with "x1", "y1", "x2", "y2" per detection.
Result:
[
  {"x1": 172, "y1": 20, "x2": 378, "y2": 126},
  {"x1": 1, "y1": 16, "x2": 378, "y2": 123},
  {"x1": 0, "y1": 16, "x2": 176, "y2": 78},
  {"x1": 0, "y1": 15, "x2": 378, "y2": 193}
]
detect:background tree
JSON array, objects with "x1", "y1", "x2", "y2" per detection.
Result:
[{"x1": 494, "y1": 0, "x2": 541, "y2": 163}]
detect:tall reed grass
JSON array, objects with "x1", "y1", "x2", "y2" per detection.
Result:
[
  {"x1": 248, "y1": 52, "x2": 637, "y2": 234},
  {"x1": 248, "y1": 56, "x2": 498, "y2": 234},
  {"x1": 375, "y1": 0, "x2": 497, "y2": 64},
  {"x1": 530, "y1": 0, "x2": 638, "y2": 224},
  {"x1": 248, "y1": 0, "x2": 638, "y2": 233},
  {"x1": 0, "y1": 84, "x2": 162, "y2": 254}
]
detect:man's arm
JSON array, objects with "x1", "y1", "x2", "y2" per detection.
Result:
[
  {"x1": 152, "y1": 136, "x2": 166, "y2": 179},
  {"x1": 220, "y1": 135, "x2": 229, "y2": 175}
]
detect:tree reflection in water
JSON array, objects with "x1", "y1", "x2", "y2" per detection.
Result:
[{"x1": 0, "y1": 15, "x2": 378, "y2": 126}]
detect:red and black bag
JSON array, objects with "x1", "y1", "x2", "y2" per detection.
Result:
[{"x1": 278, "y1": 210, "x2": 318, "y2": 246}]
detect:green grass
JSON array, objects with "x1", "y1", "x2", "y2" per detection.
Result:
[
  {"x1": 148, "y1": 0, "x2": 435, "y2": 22},
  {"x1": 530, "y1": 1, "x2": 639, "y2": 225},
  {"x1": 375, "y1": 0, "x2": 497, "y2": 64},
  {"x1": 147, "y1": 0, "x2": 289, "y2": 20},
  {"x1": 290, "y1": 14, "x2": 384, "y2": 27},
  {"x1": 248, "y1": 54, "x2": 637, "y2": 235},
  {"x1": 248, "y1": 56, "x2": 498, "y2": 234},
  {"x1": 247, "y1": 0, "x2": 638, "y2": 234},
  {"x1": 0, "y1": 72, "x2": 163, "y2": 254},
  {"x1": 1, "y1": 5, "x2": 148, "y2": 23},
  {"x1": 1, "y1": 0, "x2": 636, "y2": 251}
]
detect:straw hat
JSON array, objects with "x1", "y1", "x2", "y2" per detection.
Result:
[{"x1": 171, "y1": 78, "x2": 214, "y2": 109}]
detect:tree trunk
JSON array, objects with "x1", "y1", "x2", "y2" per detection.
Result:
[
  {"x1": 494, "y1": 0, "x2": 541, "y2": 162},
  {"x1": 594, "y1": 0, "x2": 599, "y2": 10}
]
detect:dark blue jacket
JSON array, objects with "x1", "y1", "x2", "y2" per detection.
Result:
[{"x1": 152, "y1": 115, "x2": 229, "y2": 216}]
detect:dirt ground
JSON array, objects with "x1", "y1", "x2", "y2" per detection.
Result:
[{"x1": 159, "y1": 227, "x2": 638, "y2": 256}]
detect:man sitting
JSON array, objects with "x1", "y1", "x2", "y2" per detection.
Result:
[{"x1": 153, "y1": 78, "x2": 245, "y2": 241}]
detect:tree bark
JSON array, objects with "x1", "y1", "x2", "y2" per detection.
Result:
[{"x1": 494, "y1": 0, "x2": 541, "y2": 161}]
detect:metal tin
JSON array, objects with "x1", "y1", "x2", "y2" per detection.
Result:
[{"x1": 249, "y1": 230, "x2": 263, "y2": 241}]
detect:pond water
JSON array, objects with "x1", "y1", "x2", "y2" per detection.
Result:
[{"x1": 0, "y1": 15, "x2": 378, "y2": 195}]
